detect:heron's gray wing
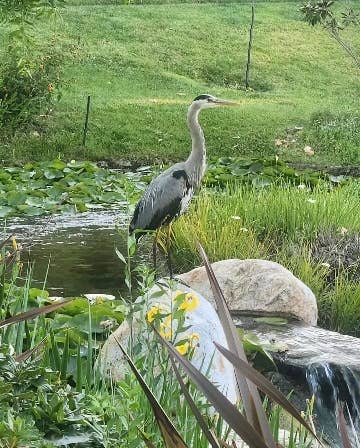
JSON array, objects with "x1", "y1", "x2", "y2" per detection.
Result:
[{"x1": 129, "y1": 167, "x2": 191, "y2": 232}]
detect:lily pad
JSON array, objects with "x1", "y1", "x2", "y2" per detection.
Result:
[
  {"x1": 254, "y1": 317, "x2": 288, "y2": 326},
  {"x1": 0, "y1": 206, "x2": 13, "y2": 217}
]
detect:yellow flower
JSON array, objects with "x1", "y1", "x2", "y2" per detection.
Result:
[
  {"x1": 179, "y1": 293, "x2": 199, "y2": 312},
  {"x1": 146, "y1": 304, "x2": 162, "y2": 323},
  {"x1": 159, "y1": 314, "x2": 172, "y2": 339},
  {"x1": 160, "y1": 325, "x2": 172, "y2": 340},
  {"x1": 11, "y1": 236, "x2": 18, "y2": 252},
  {"x1": 176, "y1": 341, "x2": 190, "y2": 355},
  {"x1": 189, "y1": 333, "x2": 200, "y2": 346}
]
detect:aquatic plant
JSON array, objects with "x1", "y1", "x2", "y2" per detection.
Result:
[{"x1": 0, "y1": 159, "x2": 146, "y2": 218}]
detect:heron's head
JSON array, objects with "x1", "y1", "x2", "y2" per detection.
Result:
[{"x1": 192, "y1": 94, "x2": 238, "y2": 109}]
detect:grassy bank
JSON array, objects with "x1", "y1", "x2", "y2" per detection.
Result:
[
  {"x1": 1, "y1": 1, "x2": 360, "y2": 165},
  {"x1": 172, "y1": 182, "x2": 360, "y2": 336}
]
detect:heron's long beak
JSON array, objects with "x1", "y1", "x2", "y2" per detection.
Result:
[{"x1": 213, "y1": 98, "x2": 239, "y2": 106}]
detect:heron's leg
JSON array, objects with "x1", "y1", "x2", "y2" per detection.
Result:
[
  {"x1": 153, "y1": 228, "x2": 160, "y2": 271},
  {"x1": 166, "y1": 223, "x2": 173, "y2": 279}
]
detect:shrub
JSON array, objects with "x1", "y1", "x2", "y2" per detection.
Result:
[
  {"x1": 0, "y1": 47, "x2": 63, "y2": 131},
  {"x1": 0, "y1": 0, "x2": 64, "y2": 133}
]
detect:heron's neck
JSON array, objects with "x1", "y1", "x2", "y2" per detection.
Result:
[{"x1": 185, "y1": 104, "x2": 206, "y2": 187}]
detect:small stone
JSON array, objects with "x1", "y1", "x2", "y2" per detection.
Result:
[
  {"x1": 84, "y1": 293, "x2": 115, "y2": 304},
  {"x1": 339, "y1": 227, "x2": 348, "y2": 235},
  {"x1": 48, "y1": 296, "x2": 64, "y2": 302},
  {"x1": 304, "y1": 146, "x2": 315, "y2": 156}
]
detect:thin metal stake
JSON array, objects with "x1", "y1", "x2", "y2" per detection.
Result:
[
  {"x1": 82, "y1": 95, "x2": 91, "y2": 147},
  {"x1": 245, "y1": 5, "x2": 255, "y2": 89}
]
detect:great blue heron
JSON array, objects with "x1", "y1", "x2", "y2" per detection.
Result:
[{"x1": 129, "y1": 94, "x2": 237, "y2": 275}]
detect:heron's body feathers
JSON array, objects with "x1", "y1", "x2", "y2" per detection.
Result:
[{"x1": 129, "y1": 162, "x2": 193, "y2": 235}]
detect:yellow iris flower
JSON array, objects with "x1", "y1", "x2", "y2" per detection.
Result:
[
  {"x1": 146, "y1": 304, "x2": 162, "y2": 323},
  {"x1": 189, "y1": 333, "x2": 200, "y2": 345},
  {"x1": 176, "y1": 341, "x2": 190, "y2": 355},
  {"x1": 11, "y1": 236, "x2": 18, "y2": 251},
  {"x1": 159, "y1": 314, "x2": 172, "y2": 340},
  {"x1": 179, "y1": 292, "x2": 199, "y2": 312}
]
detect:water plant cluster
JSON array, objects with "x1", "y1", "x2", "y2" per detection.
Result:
[
  {"x1": 0, "y1": 156, "x2": 344, "y2": 219},
  {"x1": 0, "y1": 237, "x2": 126, "y2": 446},
  {"x1": 204, "y1": 156, "x2": 346, "y2": 188},
  {"x1": 0, "y1": 160, "x2": 145, "y2": 218},
  {"x1": 0, "y1": 237, "x2": 321, "y2": 448}
]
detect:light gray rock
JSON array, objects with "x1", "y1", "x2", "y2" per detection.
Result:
[
  {"x1": 178, "y1": 259, "x2": 318, "y2": 325},
  {"x1": 99, "y1": 281, "x2": 238, "y2": 403}
]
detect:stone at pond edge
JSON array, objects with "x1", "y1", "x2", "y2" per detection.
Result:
[
  {"x1": 99, "y1": 281, "x2": 238, "y2": 403},
  {"x1": 178, "y1": 259, "x2": 318, "y2": 326}
]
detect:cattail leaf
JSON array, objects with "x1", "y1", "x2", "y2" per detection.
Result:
[
  {"x1": 197, "y1": 243, "x2": 276, "y2": 447},
  {"x1": 215, "y1": 342, "x2": 321, "y2": 444},
  {"x1": 76, "y1": 340, "x2": 83, "y2": 392},
  {"x1": 114, "y1": 336, "x2": 189, "y2": 448},
  {"x1": 154, "y1": 327, "x2": 271, "y2": 448},
  {"x1": 338, "y1": 403, "x2": 353, "y2": 448},
  {"x1": 0, "y1": 299, "x2": 73, "y2": 329},
  {"x1": 169, "y1": 356, "x2": 221, "y2": 448},
  {"x1": 50, "y1": 331, "x2": 61, "y2": 371},
  {"x1": 60, "y1": 330, "x2": 70, "y2": 379}
]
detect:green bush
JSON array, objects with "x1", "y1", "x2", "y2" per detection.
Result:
[{"x1": 0, "y1": 47, "x2": 63, "y2": 131}]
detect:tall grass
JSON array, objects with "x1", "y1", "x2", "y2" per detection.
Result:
[
  {"x1": 173, "y1": 182, "x2": 360, "y2": 336},
  {"x1": 175, "y1": 183, "x2": 360, "y2": 254},
  {"x1": 318, "y1": 275, "x2": 360, "y2": 337}
]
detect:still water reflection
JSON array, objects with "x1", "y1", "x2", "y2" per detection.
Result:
[{"x1": 6, "y1": 209, "x2": 148, "y2": 297}]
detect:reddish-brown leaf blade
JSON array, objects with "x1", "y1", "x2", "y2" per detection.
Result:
[
  {"x1": 198, "y1": 243, "x2": 276, "y2": 448},
  {"x1": 15, "y1": 337, "x2": 47, "y2": 363},
  {"x1": 169, "y1": 356, "x2": 221, "y2": 448},
  {"x1": 0, "y1": 299, "x2": 73, "y2": 329},
  {"x1": 345, "y1": 403, "x2": 360, "y2": 448},
  {"x1": 137, "y1": 427, "x2": 157, "y2": 448},
  {"x1": 154, "y1": 327, "x2": 271, "y2": 448},
  {"x1": 215, "y1": 342, "x2": 321, "y2": 443},
  {"x1": 114, "y1": 336, "x2": 189, "y2": 448},
  {"x1": 338, "y1": 403, "x2": 353, "y2": 448}
]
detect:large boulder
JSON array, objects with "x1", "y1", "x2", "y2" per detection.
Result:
[
  {"x1": 99, "y1": 281, "x2": 238, "y2": 403},
  {"x1": 177, "y1": 259, "x2": 318, "y2": 325}
]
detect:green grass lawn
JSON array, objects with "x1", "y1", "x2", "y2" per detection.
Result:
[{"x1": 1, "y1": 0, "x2": 360, "y2": 165}]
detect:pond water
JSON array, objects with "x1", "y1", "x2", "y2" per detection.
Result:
[{"x1": 6, "y1": 208, "x2": 150, "y2": 297}]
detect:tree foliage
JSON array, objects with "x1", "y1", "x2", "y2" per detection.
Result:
[{"x1": 300, "y1": 0, "x2": 360, "y2": 71}]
